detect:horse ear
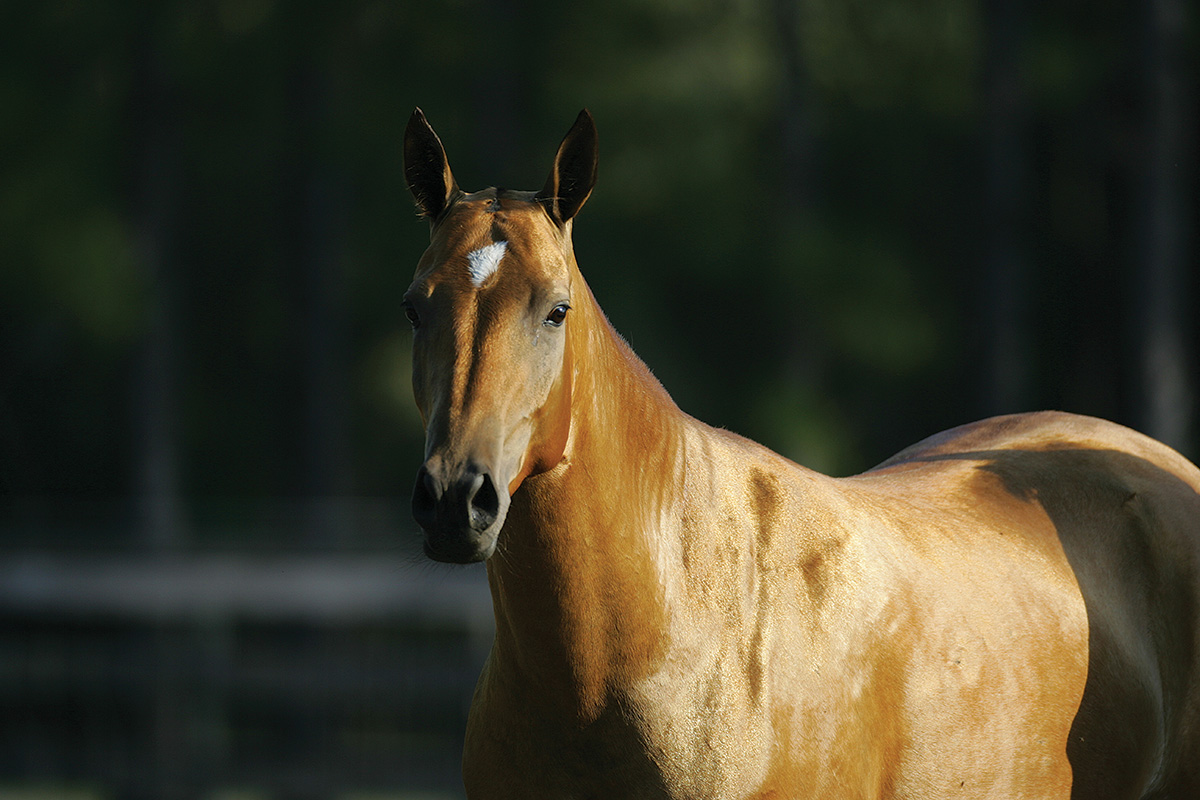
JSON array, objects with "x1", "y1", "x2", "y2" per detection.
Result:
[
  {"x1": 538, "y1": 109, "x2": 598, "y2": 225},
  {"x1": 404, "y1": 108, "x2": 458, "y2": 221}
]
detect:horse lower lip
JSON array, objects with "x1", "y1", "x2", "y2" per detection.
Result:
[{"x1": 422, "y1": 528, "x2": 497, "y2": 564}]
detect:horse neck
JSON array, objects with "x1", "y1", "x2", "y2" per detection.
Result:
[{"x1": 484, "y1": 276, "x2": 688, "y2": 719}]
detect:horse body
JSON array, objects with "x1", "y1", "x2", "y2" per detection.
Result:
[
  {"x1": 402, "y1": 109, "x2": 1200, "y2": 799},
  {"x1": 464, "y1": 327, "x2": 1092, "y2": 798}
]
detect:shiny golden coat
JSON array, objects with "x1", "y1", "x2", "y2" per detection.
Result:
[{"x1": 402, "y1": 110, "x2": 1200, "y2": 799}]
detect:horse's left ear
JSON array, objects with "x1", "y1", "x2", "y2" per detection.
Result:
[
  {"x1": 538, "y1": 109, "x2": 597, "y2": 225},
  {"x1": 404, "y1": 108, "x2": 458, "y2": 221}
]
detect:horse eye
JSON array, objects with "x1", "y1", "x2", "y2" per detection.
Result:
[
  {"x1": 544, "y1": 304, "x2": 570, "y2": 327},
  {"x1": 403, "y1": 304, "x2": 421, "y2": 329}
]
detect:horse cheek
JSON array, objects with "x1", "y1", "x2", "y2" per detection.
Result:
[{"x1": 520, "y1": 350, "x2": 573, "y2": 488}]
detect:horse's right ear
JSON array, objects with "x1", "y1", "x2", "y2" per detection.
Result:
[
  {"x1": 404, "y1": 108, "x2": 457, "y2": 221},
  {"x1": 538, "y1": 109, "x2": 598, "y2": 225}
]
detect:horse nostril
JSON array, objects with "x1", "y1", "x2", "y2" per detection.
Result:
[
  {"x1": 412, "y1": 467, "x2": 439, "y2": 529},
  {"x1": 413, "y1": 463, "x2": 502, "y2": 536},
  {"x1": 468, "y1": 472, "x2": 500, "y2": 531}
]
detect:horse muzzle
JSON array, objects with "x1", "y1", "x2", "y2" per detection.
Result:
[{"x1": 412, "y1": 461, "x2": 508, "y2": 563}]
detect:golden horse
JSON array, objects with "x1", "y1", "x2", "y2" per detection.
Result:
[{"x1": 401, "y1": 109, "x2": 1200, "y2": 799}]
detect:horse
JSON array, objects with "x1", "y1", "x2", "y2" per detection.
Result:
[{"x1": 401, "y1": 108, "x2": 1200, "y2": 799}]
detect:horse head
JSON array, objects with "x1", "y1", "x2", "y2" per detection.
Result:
[{"x1": 402, "y1": 109, "x2": 597, "y2": 563}]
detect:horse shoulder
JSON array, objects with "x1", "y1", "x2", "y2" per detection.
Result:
[
  {"x1": 659, "y1": 426, "x2": 1072, "y2": 794},
  {"x1": 706, "y1": 420, "x2": 1094, "y2": 794}
]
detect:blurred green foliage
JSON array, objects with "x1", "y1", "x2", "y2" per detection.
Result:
[{"x1": 0, "y1": 0, "x2": 1194, "y2": 518}]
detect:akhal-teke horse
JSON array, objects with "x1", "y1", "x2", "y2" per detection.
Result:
[{"x1": 401, "y1": 109, "x2": 1200, "y2": 799}]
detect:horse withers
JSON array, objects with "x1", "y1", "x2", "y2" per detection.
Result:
[{"x1": 401, "y1": 108, "x2": 1200, "y2": 799}]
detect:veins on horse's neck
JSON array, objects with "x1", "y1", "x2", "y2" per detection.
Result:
[{"x1": 486, "y1": 290, "x2": 687, "y2": 718}]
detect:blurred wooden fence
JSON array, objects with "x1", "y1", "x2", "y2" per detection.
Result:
[{"x1": 0, "y1": 545, "x2": 492, "y2": 800}]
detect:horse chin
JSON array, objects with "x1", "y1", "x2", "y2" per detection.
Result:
[{"x1": 421, "y1": 522, "x2": 503, "y2": 564}]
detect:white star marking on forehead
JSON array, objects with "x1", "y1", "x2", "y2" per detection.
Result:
[{"x1": 466, "y1": 241, "x2": 508, "y2": 287}]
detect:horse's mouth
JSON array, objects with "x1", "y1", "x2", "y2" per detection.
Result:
[{"x1": 421, "y1": 526, "x2": 499, "y2": 564}]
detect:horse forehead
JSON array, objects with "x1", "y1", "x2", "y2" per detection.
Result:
[
  {"x1": 465, "y1": 241, "x2": 508, "y2": 287},
  {"x1": 433, "y1": 200, "x2": 563, "y2": 283}
]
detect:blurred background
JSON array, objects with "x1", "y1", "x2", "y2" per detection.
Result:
[{"x1": 0, "y1": 0, "x2": 1195, "y2": 797}]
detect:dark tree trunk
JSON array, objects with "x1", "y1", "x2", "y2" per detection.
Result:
[
  {"x1": 771, "y1": 0, "x2": 815, "y2": 215},
  {"x1": 283, "y1": 53, "x2": 352, "y2": 544},
  {"x1": 130, "y1": 14, "x2": 184, "y2": 551},
  {"x1": 1136, "y1": 0, "x2": 1193, "y2": 455},
  {"x1": 980, "y1": 0, "x2": 1031, "y2": 417},
  {"x1": 128, "y1": 17, "x2": 193, "y2": 800},
  {"x1": 766, "y1": 0, "x2": 829, "y2": 469}
]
